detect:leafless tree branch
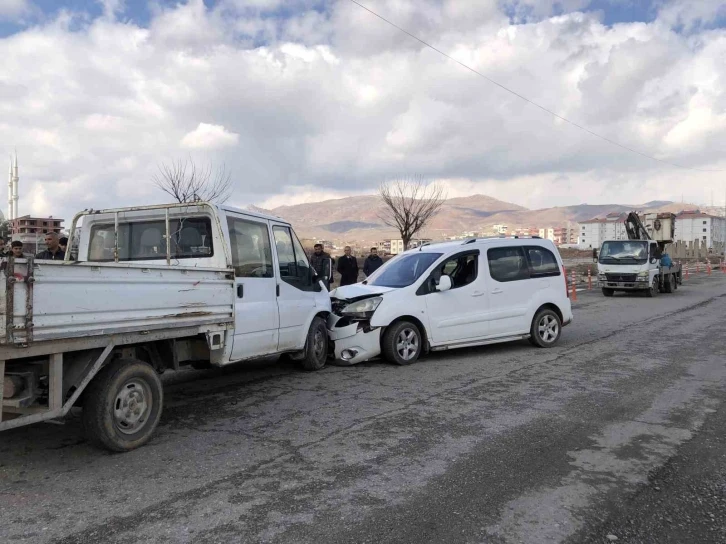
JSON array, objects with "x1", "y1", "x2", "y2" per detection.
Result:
[
  {"x1": 153, "y1": 157, "x2": 233, "y2": 204},
  {"x1": 378, "y1": 177, "x2": 446, "y2": 250}
]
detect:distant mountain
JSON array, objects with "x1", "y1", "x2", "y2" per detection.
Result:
[
  {"x1": 257, "y1": 195, "x2": 699, "y2": 243},
  {"x1": 318, "y1": 221, "x2": 380, "y2": 233}
]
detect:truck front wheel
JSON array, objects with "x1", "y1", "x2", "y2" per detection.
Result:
[
  {"x1": 646, "y1": 277, "x2": 659, "y2": 298},
  {"x1": 82, "y1": 359, "x2": 163, "y2": 452},
  {"x1": 299, "y1": 317, "x2": 328, "y2": 371}
]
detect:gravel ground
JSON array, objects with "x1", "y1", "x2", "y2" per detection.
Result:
[{"x1": 1, "y1": 272, "x2": 726, "y2": 543}]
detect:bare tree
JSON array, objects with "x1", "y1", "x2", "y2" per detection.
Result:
[
  {"x1": 153, "y1": 158, "x2": 233, "y2": 204},
  {"x1": 379, "y1": 178, "x2": 446, "y2": 250}
]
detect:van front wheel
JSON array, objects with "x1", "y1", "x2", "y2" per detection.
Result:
[{"x1": 382, "y1": 321, "x2": 422, "y2": 365}]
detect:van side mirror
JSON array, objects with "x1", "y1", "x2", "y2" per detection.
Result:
[{"x1": 436, "y1": 275, "x2": 452, "y2": 292}]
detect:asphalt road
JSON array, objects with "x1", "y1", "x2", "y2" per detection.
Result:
[{"x1": 2, "y1": 273, "x2": 726, "y2": 543}]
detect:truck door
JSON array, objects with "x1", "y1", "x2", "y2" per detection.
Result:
[
  {"x1": 272, "y1": 225, "x2": 318, "y2": 351},
  {"x1": 226, "y1": 214, "x2": 280, "y2": 360}
]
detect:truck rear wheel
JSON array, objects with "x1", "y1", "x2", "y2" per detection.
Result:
[
  {"x1": 602, "y1": 288, "x2": 614, "y2": 297},
  {"x1": 82, "y1": 359, "x2": 163, "y2": 452},
  {"x1": 664, "y1": 274, "x2": 675, "y2": 293},
  {"x1": 299, "y1": 317, "x2": 328, "y2": 371}
]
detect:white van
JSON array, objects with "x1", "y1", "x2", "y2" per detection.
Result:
[{"x1": 327, "y1": 237, "x2": 573, "y2": 365}]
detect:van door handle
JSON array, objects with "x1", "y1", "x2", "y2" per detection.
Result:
[
  {"x1": 237, "y1": 284, "x2": 244, "y2": 298},
  {"x1": 491, "y1": 288, "x2": 503, "y2": 295},
  {"x1": 276, "y1": 285, "x2": 280, "y2": 297},
  {"x1": 472, "y1": 291, "x2": 485, "y2": 297}
]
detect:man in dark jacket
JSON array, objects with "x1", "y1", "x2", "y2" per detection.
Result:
[
  {"x1": 337, "y1": 246, "x2": 359, "y2": 286},
  {"x1": 36, "y1": 232, "x2": 65, "y2": 260},
  {"x1": 363, "y1": 247, "x2": 384, "y2": 277},
  {"x1": 310, "y1": 243, "x2": 334, "y2": 290}
]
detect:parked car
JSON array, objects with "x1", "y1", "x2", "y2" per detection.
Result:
[{"x1": 327, "y1": 237, "x2": 572, "y2": 365}]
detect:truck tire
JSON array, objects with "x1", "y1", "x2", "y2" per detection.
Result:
[
  {"x1": 382, "y1": 320, "x2": 422, "y2": 365},
  {"x1": 82, "y1": 359, "x2": 163, "y2": 452},
  {"x1": 602, "y1": 288, "x2": 614, "y2": 297},
  {"x1": 664, "y1": 274, "x2": 675, "y2": 293},
  {"x1": 529, "y1": 308, "x2": 562, "y2": 348},
  {"x1": 646, "y1": 277, "x2": 659, "y2": 298},
  {"x1": 299, "y1": 317, "x2": 328, "y2": 371}
]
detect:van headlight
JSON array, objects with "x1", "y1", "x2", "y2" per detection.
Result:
[{"x1": 342, "y1": 297, "x2": 382, "y2": 320}]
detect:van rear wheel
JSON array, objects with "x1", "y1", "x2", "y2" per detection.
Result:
[
  {"x1": 82, "y1": 359, "x2": 163, "y2": 452},
  {"x1": 529, "y1": 309, "x2": 562, "y2": 348}
]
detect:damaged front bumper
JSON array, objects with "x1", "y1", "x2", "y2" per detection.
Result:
[{"x1": 326, "y1": 313, "x2": 382, "y2": 365}]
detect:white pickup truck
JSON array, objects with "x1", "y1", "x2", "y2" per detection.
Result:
[{"x1": 0, "y1": 202, "x2": 331, "y2": 451}]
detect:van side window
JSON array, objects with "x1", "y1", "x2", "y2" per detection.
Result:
[
  {"x1": 88, "y1": 216, "x2": 214, "y2": 262},
  {"x1": 487, "y1": 247, "x2": 530, "y2": 282},
  {"x1": 227, "y1": 217, "x2": 274, "y2": 278},
  {"x1": 436, "y1": 253, "x2": 478, "y2": 289},
  {"x1": 524, "y1": 246, "x2": 560, "y2": 278},
  {"x1": 273, "y1": 226, "x2": 317, "y2": 292}
]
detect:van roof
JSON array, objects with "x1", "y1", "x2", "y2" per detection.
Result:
[{"x1": 409, "y1": 237, "x2": 558, "y2": 254}]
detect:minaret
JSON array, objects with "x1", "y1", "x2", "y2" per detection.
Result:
[
  {"x1": 12, "y1": 152, "x2": 18, "y2": 221},
  {"x1": 7, "y1": 157, "x2": 13, "y2": 221}
]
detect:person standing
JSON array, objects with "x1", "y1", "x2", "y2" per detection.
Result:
[
  {"x1": 310, "y1": 243, "x2": 334, "y2": 290},
  {"x1": 337, "y1": 246, "x2": 359, "y2": 286},
  {"x1": 36, "y1": 232, "x2": 66, "y2": 260},
  {"x1": 363, "y1": 247, "x2": 384, "y2": 277}
]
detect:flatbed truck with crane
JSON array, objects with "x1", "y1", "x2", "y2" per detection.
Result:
[{"x1": 596, "y1": 212, "x2": 682, "y2": 297}]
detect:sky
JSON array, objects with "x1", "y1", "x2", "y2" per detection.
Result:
[{"x1": 0, "y1": 0, "x2": 725, "y2": 223}]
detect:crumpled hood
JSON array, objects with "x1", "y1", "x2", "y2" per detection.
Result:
[{"x1": 329, "y1": 283, "x2": 396, "y2": 301}]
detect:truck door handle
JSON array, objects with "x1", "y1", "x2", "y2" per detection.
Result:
[
  {"x1": 491, "y1": 288, "x2": 503, "y2": 295},
  {"x1": 237, "y1": 284, "x2": 244, "y2": 298}
]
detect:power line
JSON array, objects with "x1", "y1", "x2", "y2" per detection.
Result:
[{"x1": 348, "y1": 0, "x2": 724, "y2": 173}]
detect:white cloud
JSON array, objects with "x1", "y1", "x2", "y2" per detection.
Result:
[
  {"x1": 0, "y1": 0, "x2": 724, "y2": 224},
  {"x1": 180, "y1": 123, "x2": 240, "y2": 149},
  {"x1": 0, "y1": 0, "x2": 32, "y2": 22}
]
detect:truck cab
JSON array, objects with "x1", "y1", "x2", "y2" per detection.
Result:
[{"x1": 597, "y1": 239, "x2": 661, "y2": 295}]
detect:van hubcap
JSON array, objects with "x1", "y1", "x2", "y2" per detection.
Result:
[
  {"x1": 114, "y1": 379, "x2": 152, "y2": 434},
  {"x1": 538, "y1": 315, "x2": 559, "y2": 343},
  {"x1": 396, "y1": 328, "x2": 419, "y2": 361}
]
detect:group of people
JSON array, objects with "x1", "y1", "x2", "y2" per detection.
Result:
[
  {"x1": 310, "y1": 244, "x2": 385, "y2": 289},
  {"x1": 0, "y1": 232, "x2": 67, "y2": 260}
]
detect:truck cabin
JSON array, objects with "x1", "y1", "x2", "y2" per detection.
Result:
[
  {"x1": 598, "y1": 240, "x2": 649, "y2": 265},
  {"x1": 74, "y1": 204, "x2": 226, "y2": 267}
]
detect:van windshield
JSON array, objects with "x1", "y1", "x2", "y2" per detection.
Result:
[
  {"x1": 599, "y1": 241, "x2": 648, "y2": 265},
  {"x1": 367, "y1": 252, "x2": 442, "y2": 288}
]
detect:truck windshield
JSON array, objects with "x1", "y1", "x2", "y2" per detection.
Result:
[
  {"x1": 367, "y1": 252, "x2": 442, "y2": 288},
  {"x1": 599, "y1": 241, "x2": 648, "y2": 264}
]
